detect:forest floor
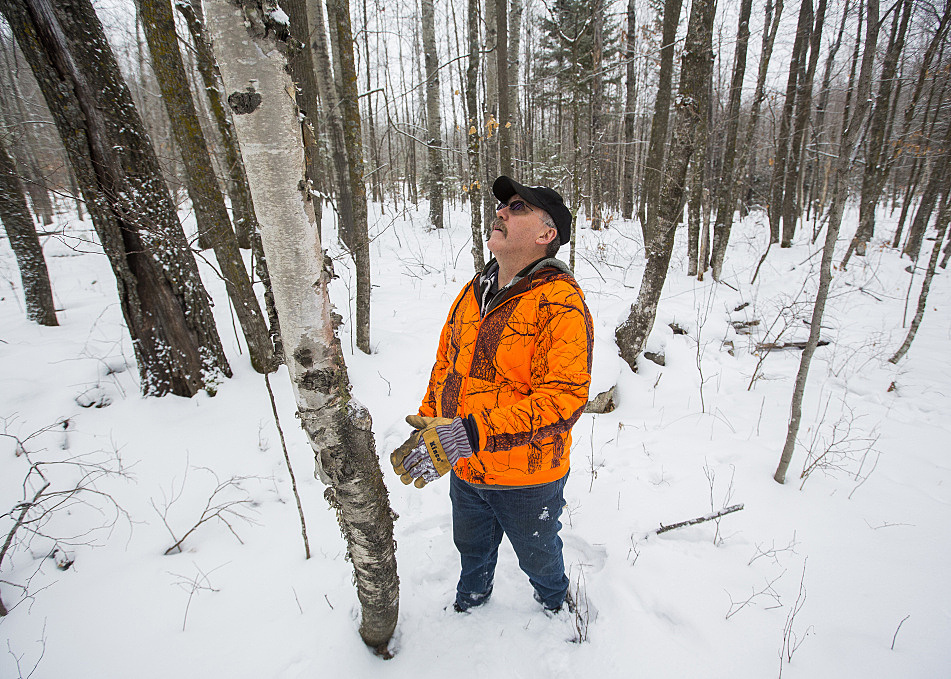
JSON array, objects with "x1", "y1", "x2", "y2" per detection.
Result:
[{"x1": 1, "y1": 200, "x2": 949, "y2": 678}]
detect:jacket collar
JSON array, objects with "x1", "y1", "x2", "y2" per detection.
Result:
[{"x1": 476, "y1": 257, "x2": 572, "y2": 316}]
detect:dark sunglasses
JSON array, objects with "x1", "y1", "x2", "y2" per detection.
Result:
[{"x1": 497, "y1": 199, "x2": 535, "y2": 214}]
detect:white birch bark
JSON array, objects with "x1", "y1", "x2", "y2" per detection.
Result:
[{"x1": 205, "y1": 0, "x2": 397, "y2": 650}]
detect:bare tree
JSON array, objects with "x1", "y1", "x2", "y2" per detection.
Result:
[
  {"x1": 137, "y1": 0, "x2": 276, "y2": 374},
  {"x1": 465, "y1": 0, "x2": 485, "y2": 270},
  {"x1": 842, "y1": 0, "x2": 913, "y2": 264},
  {"x1": 709, "y1": 0, "x2": 753, "y2": 280},
  {"x1": 421, "y1": 0, "x2": 445, "y2": 229},
  {"x1": 620, "y1": 0, "x2": 637, "y2": 221},
  {"x1": 637, "y1": 0, "x2": 684, "y2": 241},
  {"x1": 205, "y1": 0, "x2": 397, "y2": 650},
  {"x1": 615, "y1": 0, "x2": 715, "y2": 370},
  {"x1": 775, "y1": 0, "x2": 881, "y2": 484},
  {"x1": 0, "y1": 131, "x2": 56, "y2": 325},
  {"x1": 0, "y1": 0, "x2": 232, "y2": 397},
  {"x1": 326, "y1": 0, "x2": 372, "y2": 354}
]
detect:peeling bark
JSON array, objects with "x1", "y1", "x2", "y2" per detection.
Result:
[{"x1": 205, "y1": 0, "x2": 397, "y2": 650}]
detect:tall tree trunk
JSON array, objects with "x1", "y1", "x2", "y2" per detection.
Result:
[
  {"x1": 496, "y1": 0, "x2": 512, "y2": 177},
  {"x1": 326, "y1": 0, "x2": 371, "y2": 354},
  {"x1": 615, "y1": 0, "x2": 715, "y2": 371},
  {"x1": 508, "y1": 0, "x2": 523, "y2": 171},
  {"x1": 775, "y1": 0, "x2": 881, "y2": 484},
  {"x1": 889, "y1": 197, "x2": 950, "y2": 363},
  {"x1": 737, "y1": 0, "x2": 783, "y2": 215},
  {"x1": 769, "y1": 0, "x2": 812, "y2": 245},
  {"x1": 620, "y1": 0, "x2": 637, "y2": 221},
  {"x1": 421, "y1": 0, "x2": 445, "y2": 229},
  {"x1": 138, "y1": 0, "x2": 275, "y2": 374},
  {"x1": 709, "y1": 0, "x2": 753, "y2": 280},
  {"x1": 903, "y1": 123, "x2": 951, "y2": 261},
  {"x1": 304, "y1": 0, "x2": 355, "y2": 251},
  {"x1": 808, "y1": 0, "x2": 850, "y2": 220},
  {"x1": 465, "y1": 0, "x2": 484, "y2": 270},
  {"x1": 780, "y1": 0, "x2": 826, "y2": 247},
  {"x1": 589, "y1": 0, "x2": 605, "y2": 231},
  {"x1": 176, "y1": 0, "x2": 281, "y2": 359},
  {"x1": 842, "y1": 0, "x2": 912, "y2": 265},
  {"x1": 0, "y1": 132, "x2": 57, "y2": 325},
  {"x1": 638, "y1": 0, "x2": 684, "y2": 241},
  {"x1": 206, "y1": 0, "x2": 398, "y2": 650},
  {"x1": 176, "y1": 0, "x2": 258, "y2": 251},
  {"x1": 1, "y1": 0, "x2": 231, "y2": 397},
  {"x1": 483, "y1": 0, "x2": 499, "y2": 228}
]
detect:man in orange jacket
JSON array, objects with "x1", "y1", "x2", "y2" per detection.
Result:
[{"x1": 392, "y1": 176, "x2": 593, "y2": 613}]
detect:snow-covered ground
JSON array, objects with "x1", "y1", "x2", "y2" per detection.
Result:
[{"x1": 1, "y1": 200, "x2": 948, "y2": 678}]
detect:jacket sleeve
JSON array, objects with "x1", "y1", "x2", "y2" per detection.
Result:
[
  {"x1": 470, "y1": 284, "x2": 593, "y2": 452},
  {"x1": 419, "y1": 283, "x2": 471, "y2": 418},
  {"x1": 418, "y1": 316, "x2": 452, "y2": 418}
]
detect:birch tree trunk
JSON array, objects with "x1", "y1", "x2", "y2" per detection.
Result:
[
  {"x1": 138, "y1": 0, "x2": 275, "y2": 374},
  {"x1": 615, "y1": 0, "x2": 715, "y2": 371},
  {"x1": 421, "y1": 0, "x2": 445, "y2": 229},
  {"x1": 775, "y1": 0, "x2": 880, "y2": 484},
  {"x1": 0, "y1": 132, "x2": 57, "y2": 325},
  {"x1": 206, "y1": 0, "x2": 397, "y2": 650},
  {"x1": 1, "y1": 0, "x2": 231, "y2": 397},
  {"x1": 176, "y1": 0, "x2": 259, "y2": 251}
]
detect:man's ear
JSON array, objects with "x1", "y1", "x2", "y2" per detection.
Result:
[{"x1": 537, "y1": 227, "x2": 557, "y2": 246}]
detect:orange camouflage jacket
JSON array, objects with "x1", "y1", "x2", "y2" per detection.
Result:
[{"x1": 419, "y1": 259, "x2": 593, "y2": 486}]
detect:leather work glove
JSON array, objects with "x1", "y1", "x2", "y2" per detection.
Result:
[{"x1": 391, "y1": 415, "x2": 474, "y2": 488}]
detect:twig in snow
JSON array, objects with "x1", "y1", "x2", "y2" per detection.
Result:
[
  {"x1": 650, "y1": 504, "x2": 744, "y2": 536},
  {"x1": 891, "y1": 615, "x2": 910, "y2": 650},
  {"x1": 264, "y1": 373, "x2": 310, "y2": 560}
]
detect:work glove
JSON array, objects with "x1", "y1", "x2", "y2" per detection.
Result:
[{"x1": 391, "y1": 415, "x2": 474, "y2": 488}]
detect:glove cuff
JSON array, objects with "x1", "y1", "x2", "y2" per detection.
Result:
[{"x1": 461, "y1": 414, "x2": 480, "y2": 451}]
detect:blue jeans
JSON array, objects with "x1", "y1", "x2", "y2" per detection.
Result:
[{"x1": 449, "y1": 471, "x2": 569, "y2": 611}]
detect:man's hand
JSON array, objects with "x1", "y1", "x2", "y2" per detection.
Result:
[{"x1": 391, "y1": 415, "x2": 474, "y2": 488}]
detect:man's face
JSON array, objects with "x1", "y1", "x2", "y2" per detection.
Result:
[{"x1": 487, "y1": 195, "x2": 554, "y2": 261}]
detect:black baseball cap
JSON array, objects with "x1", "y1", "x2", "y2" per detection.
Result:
[{"x1": 493, "y1": 176, "x2": 572, "y2": 246}]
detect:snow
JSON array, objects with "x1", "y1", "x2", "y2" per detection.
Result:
[{"x1": 2, "y1": 201, "x2": 950, "y2": 678}]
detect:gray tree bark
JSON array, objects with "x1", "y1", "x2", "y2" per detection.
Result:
[
  {"x1": 780, "y1": 0, "x2": 826, "y2": 247},
  {"x1": 638, "y1": 0, "x2": 684, "y2": 242},
  {"x1": 775, "y1": 0, "x2": 881, "y2": 484},
  {"x1": 709, "y1": 0, "x2": 753, "y2": 280},
  {"x1": 138, "y1": 0, "x2": 276, "y2": 374},
  {"x1": 769, "y1": 0, "x2": 812, "y2": 245},
  {"x1": 841, "y1": 0, "x2": 911, "y2": 265},
  {"x1": 0, "y1": 132, "x2": 57, "y2": 325},
  {"x1": 737, "y1": 0, "x2": 783, "y2": 216},
  {"x1": 421, "y1": 0, "x2": 445, "y2": 229},
  {"x1": 326, "y1": 0, "x2": 371, "y2": 354},
  {"x1": 205, "y1": 0, "x2": 398, "y2": 650},
  {"x1": 615, "y1": 0, "x2": 716, "y2": 371},
  {"x1": 304, "y1": 0, "x2": 355, "y2": 251},
  {"x1": 0, "y1": 0, "x2": 231, "y2": 397},
  {"x1": 620, "y1": 0, "x2": 637, "y2": 221},
  {"x1": 465, "y1": 0, "x2": 485, "y2": 270}
]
